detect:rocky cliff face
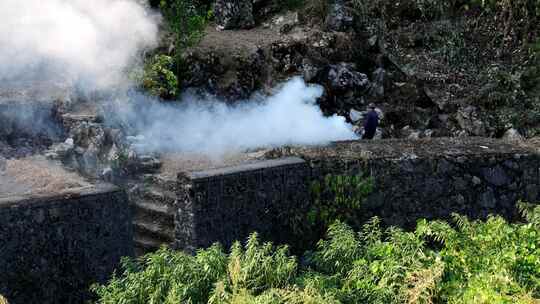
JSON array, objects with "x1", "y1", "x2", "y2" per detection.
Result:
[
  {"x1": 183, "y1": 2, "x2": 450, "y2": 140},
  {"x1": 214, "y1": 0, "x2": 254, "y2": 29},
  {"x1": 183, "y1": 0, "x2": 540, "y2": 140}
]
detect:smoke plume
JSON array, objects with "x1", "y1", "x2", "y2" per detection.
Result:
[
  {"x1": 0, "y1": 0, "x2": 159, "y2": 88},
  {"x1": 1, "y1": 0, "x2": 357, "y2": 157},
  {"x1": 111, "y1": 77, "x2": 358, "y2": 155}
]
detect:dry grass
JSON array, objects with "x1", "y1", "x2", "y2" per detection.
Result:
[
  {"x1": 1, "y1": 156, "x2": 92, "y2": 197},
  {"x1": 159, "y1": 151, "x2": 267, "y2": 178},
  {"x1": 0, "y1": 294, "x2": 8, "y2": 304},
  {"x1": 405, "y1": 262, "x2": 444, "y2": 304}
]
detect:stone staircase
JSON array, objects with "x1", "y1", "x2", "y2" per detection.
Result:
[{"x1": 130, "y1": 175, "x2": 177, "y2": 256}]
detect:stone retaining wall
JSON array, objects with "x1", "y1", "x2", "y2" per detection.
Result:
[
  {"x1": 176, "y1": 138, "x2": 540, "y2": 251},
  {"x1": 0, "y1": 185, "x2": 132, "y2": 304},
  {"x1": 175, "y1": 157, "x2": 310, "y2": 251},
  {"x1": 295, "y1": 138, "x2": 540, "y2": 228}
]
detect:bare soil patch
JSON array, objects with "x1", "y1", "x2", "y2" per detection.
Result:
[
  {"x1": 191, "y1": 12, "x2": 303, "y2": 57},
  {"x1": 0, "y1": 156, "x2": 92, "y2": 198},
  {"x1": 159, "y1": 150, "x2": 269, "y2": 178}
]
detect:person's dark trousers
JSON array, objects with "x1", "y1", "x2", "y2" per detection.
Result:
[{"x1": 362, "y1": 131, "x2": 375, "y2": 140}]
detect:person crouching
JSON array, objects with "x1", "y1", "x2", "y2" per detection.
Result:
[{"x1": 362, "y1": 103, "x2": 379, "y2": 140}]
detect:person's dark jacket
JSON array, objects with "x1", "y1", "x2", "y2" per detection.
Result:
[{"x1": 362, "y1": 110, "x2": 379, "y2": 139}]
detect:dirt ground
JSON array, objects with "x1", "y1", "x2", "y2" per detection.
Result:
[
  {"x1": 0, "y1": 156, "x2": 92, "y2": 198},
  {"x1": 158, "y1": 149, "x2": 269, "y2": 178},
  {"x1": 191, "y1": 11, "x2": 304, "y2": 57}
]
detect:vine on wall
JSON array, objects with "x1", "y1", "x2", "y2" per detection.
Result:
[{"x1": 308, "y1": 174, "x2": 373, "y2": 230}]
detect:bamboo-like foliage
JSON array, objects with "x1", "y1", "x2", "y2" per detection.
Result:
[{"x1": 93, "y1": 203, "x2": 540, "y2": 303}]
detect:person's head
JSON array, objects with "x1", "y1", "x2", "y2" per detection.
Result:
[{"x1": 368, "y1": 103, "x2": 376, "y2": 110}]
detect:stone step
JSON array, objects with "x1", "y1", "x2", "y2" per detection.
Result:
[
  {"x1": 140, "y1": 186, "x2": 176, "y2": 206},
  {"x1": 142, "y1": 174, "x2": 178, "y2": 192},
  {"x1": 134, "y1": 235, "x2": 168, "y2": 256},
  {"x1": 133, "y1": 208, "x2": 174, "y2": 231},
  {"x1": 133, "y1": 219, "x2": 174, "y2": 243},
  {"x1": 131, "y1": 174, "x2": 178, "y2": 256},
  {"x1": 132, "y1": 157, "x2": 162, "y2": 174},
  {"x1": 133, "y1": 199, "x2": 175, "y2": 219}
]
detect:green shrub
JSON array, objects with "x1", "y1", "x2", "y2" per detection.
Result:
[
  {"x1": 93, "y1": 203, "x2": 540, "y2": 303},
  {"x1": 160, "y1": 0, "x2": 208, "y2": 51},
  {"x1": 309, "y1": 174, "x2": 373, "y2": 229},
  {"x1": 472, "y1": 39, "x2": 540, "y2": 134},
  {"x1": 139, "y1": 0, "x2": 209, "y2": 98},
  {"x1": 141, "y1": 54, "x2": 178, "y2": 99},
  {"x1": 92, "y1": 234, "x2": 298, "y2": 304},
  {"x1": 417, "y1": 204, "x2": 540, "y2": 303}
]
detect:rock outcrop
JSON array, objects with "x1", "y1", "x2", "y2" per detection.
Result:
[
  {"x1": 325, "y1": 0, "x2": 354, "y2": 32},
  {"x1": 183, "y1": 4, "x2": 451, "y2": 138},
  {"x1": 214, "y1": 0, "x2": 255, "y2": 30}
]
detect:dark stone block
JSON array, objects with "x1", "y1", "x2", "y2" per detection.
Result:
[
  {"x1": 482, "y1": 165, "x2": 512, "y2": 187},
  {"x1": 175, "y1": 157, "x2": 309, "y2": 250},
  {"x1": 0, "y1": 185, "x2": 133, "y2": 304}
]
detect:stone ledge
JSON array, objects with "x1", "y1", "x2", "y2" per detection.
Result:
[
  {"x1": 0, "y1": 183, "x2": 119, "y2": 208},
  {"x1": 185, "y1": 157, "x2": 306, "y2": 180},
  {"x1": 283, "y1": 137, "x2": 538, "y2": 161}
]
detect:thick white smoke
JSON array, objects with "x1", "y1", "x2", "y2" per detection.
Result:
[
  {"x1": 0, "y1": 0, "x2": 159, "y2": 89},
  {"x1": 114, "y1": 77, "x2": 358, "y2": 155},
  {"x1": 1, "y1": 0, "x2": 357, "y2": 157}
]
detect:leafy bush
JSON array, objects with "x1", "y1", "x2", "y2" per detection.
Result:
[
  {"x1": 139, "y1": 0, "x2": 209, "y2": 98},
  {"x1": 309, "y1": 174, "x2": 373, "y2": 229},
  {"x1": 417, "y1": 206, "x2": 540, "y2": 303},
  {"x1": 93, "y1": 203, "x2": 540, "y2": 303},
  {"x1": 472, "y1": 39, "x2": 540, "y2": 134},
  {"x1": 141, "y1": 54, "x2": 178, "y2": 99},
  {"x1": 160, "y1": 0, "x2": 208, "y2": 52},
  {"x1": 92, "y1": 234, "x2": 298, "y2": 304}
]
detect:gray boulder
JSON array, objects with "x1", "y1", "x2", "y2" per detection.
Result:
[
  {"x1": 325, "y1": 0, "x2": 354, "y2": 32},
  {"x1": 80, "y1": 143, "x2": 100, "y2": 176},
  {"x1": 0, "y1": 156, "x2": 6, "y2": 172},
  {"x1": 349, "y1": 108, "x2": 364, "y2": 123},
  {"x1": 369, "y1": 68, "x2": 386, "y2": 98},
  {"x1": 456, "y1": 106, "x2": 487, "y2": 136},
  {"x1": 327, "y1": 63, "x2": 369, "y2": 93},
  {"x1": 45, "y1": 138, "x2": 75, "y2": 160},
  {"x1": 503, "y1": 128, "x2": 524, "y2": 142},
  {"x1": 254, "y1": 0, "x2": 281, "y2": 21},
  {"x1": 215, "y1": 0, "x2": 255, "y2": 30},
  {"x1": 101, "y1": 167, "x2": 114, "y2": 183},
  {"x1": 302, "y1": 59, "x2": 320, "y2": 82}
]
